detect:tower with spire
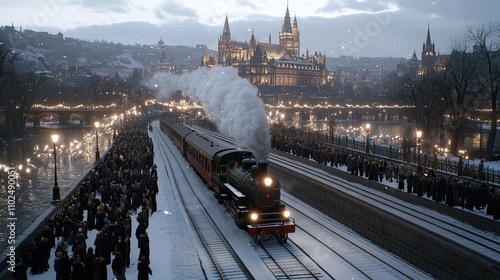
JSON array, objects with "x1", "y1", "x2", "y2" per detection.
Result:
[
  {"x1": 419, "y1": 24, "x2": 437, "y2": 75},
  {"x1": 278, "y1": 3, "x2": 300, "y2": 58},
  {"x1": 217, "y1": 15, "x2": 233, "y2": 66},
  {"x1": 206, "y1": 3, "x2": 331, "y2": 91}
]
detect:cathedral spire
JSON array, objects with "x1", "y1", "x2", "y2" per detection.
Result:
[
  {"x1": 222, "y1": 14, "x2": 231, "y2": 39},
  {"x1": 412, "y1": 50, "x2": 418, "y2": 60},
  {"x1": 426, "y1": 23, "x2": 431, "y2": 45},
  {"x1": 282, "y1": 2, "x2": 292, "y2": 33}
]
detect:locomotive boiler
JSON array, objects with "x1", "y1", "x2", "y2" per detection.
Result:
[{"x1": 225, "y1": 158, "x2": 294, "y2": 243}]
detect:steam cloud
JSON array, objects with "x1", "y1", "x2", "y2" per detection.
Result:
[{"x1": 149, "y1": 66, "x2": 271, "y2": 160}]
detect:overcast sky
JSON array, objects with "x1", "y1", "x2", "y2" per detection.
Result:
[{"x1": 2, "y1": 0, "x2": 499, "y2": 58}]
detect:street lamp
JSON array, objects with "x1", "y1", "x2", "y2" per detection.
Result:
[
  {"x1": 416, "y1": 130, "x2": 422, "y2": 168},
  {"x1": 120, "y1": 113, "x2": 124, "y2": 131},
  {"x1": 51, "y1": 134, "x2": 61, "y2": 204},
  {"x1": 113, "y1": 115, "x2": 117, "y2": 140},
  {"x1": 365, "y1": 123, "x2": 371, "y2": 154},
  {"x1": 95, "y1": 121, "x2": 100, "y2": 161}
]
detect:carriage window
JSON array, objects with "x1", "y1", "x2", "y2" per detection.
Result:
[{"x1": 220, "y1": 165, "x2": 227, "y2": 175}]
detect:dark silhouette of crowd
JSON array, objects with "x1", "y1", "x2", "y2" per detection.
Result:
[
  {"x1": 271, "y1": 133, "x2": 500, "y2": 220},
  {"x1": 13, "y1": 128, "x2": 157, "y2": 280}
]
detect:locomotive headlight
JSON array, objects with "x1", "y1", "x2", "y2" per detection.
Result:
[
  {"x1": 264, "y1": 177, "x2": 273, "y2": 187},
  {"x1": 283, "y1": 210, "x2": 291, "y2": 222},
  {"x1": 250, "y1": 213, "x2": 258, "y2": 221},
  {"x1": 283, "y1": 211, "x2": 290, "y2": 218}
]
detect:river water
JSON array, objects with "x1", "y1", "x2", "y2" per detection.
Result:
[
  {"x1": 308, "y1": 120, "x2": 499, "y2": 153},
  {"x1": 0, "y1": 126, "x2": 112, "y2": 252}
]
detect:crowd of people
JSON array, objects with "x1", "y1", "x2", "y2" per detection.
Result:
[
  {"x1": 13, "y1": 128, "x2": 156, "y2": 280},
  {"x1": 271, "y1": 133, "x2": 500, "y2": 220}
]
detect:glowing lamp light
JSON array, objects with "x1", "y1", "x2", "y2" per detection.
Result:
[
  {"x1": 251, "y1": 213, "x2": 258, "y2": 221},
  {"x1": 51, "y1": 134, "x2": 59, "y2": 143},
  {"x1": 416, "y1": 130, "x2": 422, "y2": 139},
  {"x1": 264, "y1": 177, "x2": 273, "y2": 187},
  {"x1": 283, "y1": 211, "x2": 291, "y2": 218}
]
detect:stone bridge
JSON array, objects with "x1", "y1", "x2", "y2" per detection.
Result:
[
  {"x1": 26, "y1": 107, "x2": 127, "y2": 127},
  {"x1": 267, "y1": 104, "x2": 416, "y2": 123}
]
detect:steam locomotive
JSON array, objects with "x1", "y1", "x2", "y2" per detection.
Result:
[{"x1": 160, "y1": 116, "x2": 295, "y2": 243}]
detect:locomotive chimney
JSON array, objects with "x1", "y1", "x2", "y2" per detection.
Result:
[{"x1": 258, "y1": 160, "x2": 268, "y2": 178}]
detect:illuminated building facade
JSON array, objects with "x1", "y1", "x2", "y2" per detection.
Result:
[
  {"x1": 417, "y1": 24, "x2": 446, "y2": 75},
  {"x1": 201, "y1": 4, "x2": 334, "y2": 93}
]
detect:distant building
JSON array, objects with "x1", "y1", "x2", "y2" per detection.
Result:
[
  {"x1": 398, "y1": 24, "x2": 447, "y2": 76},
  {"x1": 156, "y1": 37, "x2": 173, "y2": 72},
  {"x1": 201, "y1": 3, "x2": 334, "y2": 95},
  {"x1": 417, "y1": 24, "x2": 438, "y2": 75}
]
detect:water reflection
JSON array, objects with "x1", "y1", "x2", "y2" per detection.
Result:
[
  {"x1": 0, "y1": 127, "x2": 112, "y2": 252},
  {"x1": 289, "y1": 120, "x2": 499, "y2": 157}
]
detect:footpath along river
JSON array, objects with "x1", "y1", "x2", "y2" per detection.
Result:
[{"x1": 0, "y1": 127, "x2": 111, "y2": 253}]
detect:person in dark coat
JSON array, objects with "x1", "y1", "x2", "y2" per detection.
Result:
[
  {"x1": 12, "y1": 258, "x2": 28, "y2": 280},
  {"x1": 138, "y1": 231, "x2": 150, "y2": 264},
  {"x1": 30, "y1": 239, "x2": 43, "y2": 275},
  {"x1": 59, "y1": 251, "x2": 73, "y2": 280},
  {"x1": 137, "y1": 256, "x2": 152, "y2": 280},
  {"x1": 111, "y1": 251, "x2": 126, "y2": 280},
  {"x1": 54, "y1": 251, "x2": 63, "y2": 280},
  {"x1": 115, "y1": 236, "x2": 129, "y2": 265},
  {"x1": 71, "y1": 254, "x2": 85, "y2": 280},
  {"x1": 135, "y1": 221, "x2": 147, "y2": 246},
  {"x1": 83, "y1": 247, "x2": 95, "y2": 280},
  {"x1": 93, "y1": 257, "x2": 107, "y2": 280}
]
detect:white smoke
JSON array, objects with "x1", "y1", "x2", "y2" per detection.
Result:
[{"x1": 149, "y1": 66, "x2": 271, "y2": 160}]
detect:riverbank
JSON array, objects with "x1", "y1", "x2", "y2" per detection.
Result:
[{"x1": 0, "y1": 151, "x2": 104, "y2": 280}]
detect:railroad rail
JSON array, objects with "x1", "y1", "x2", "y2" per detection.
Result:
[
  {"x1": 283, "y1": 193, "x2": 432, "y2": 279},
  {"x1": 151, "y1": 126, "x2": 254, "y2": 279},
  {"x1": 270, "y1": 152, "x2": 500, "y2": 279}
]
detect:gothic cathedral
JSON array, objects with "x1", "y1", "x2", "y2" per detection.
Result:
[{"x1": 201, "y1": 3, "x2": 334, "y2": 94}]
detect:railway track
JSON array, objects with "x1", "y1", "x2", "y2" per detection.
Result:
[
  {"x1": 282, "y1": 193, "x2": 432, "y2": 279},
  {"x1": 253, "y1": 238, "x2": 330, "y2": 279},
  {"x1": 151, "y1": 124, "x2": 253, "y2": 279},
  {"x1": 270, "y1": 154, "x2": 500, "y2": 262},
  {"x1": 269, "y1": 155, "x2": 500, "y2": 279}
]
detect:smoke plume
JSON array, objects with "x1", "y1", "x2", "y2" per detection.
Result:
[{"x1": 149, "y1": 66, "x2": 271, "y2": 160}]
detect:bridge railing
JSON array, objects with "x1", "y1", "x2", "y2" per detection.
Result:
[{"x1": 290, "y1": 129, "x2": 500, "y2": 187}]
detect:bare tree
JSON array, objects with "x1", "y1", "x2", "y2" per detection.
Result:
[
  {"x1": 442, "y1": 39, "x2": 485, "y2": 155},
  {"x1": 86, "y1": 74, "x2": 104, "y2": 107},
  {"x1": 2, "y1": 72, "x2": 46, "y2": 138},
  {"x1": 399, "y1": 72, "x2": 445, "y2": 142},
  {"x1": 0, "y1": 42, "x2": 18, "y2": 139},
  {"x1": 468, "y1": 22, "x2": 500, "y2": 161}
]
